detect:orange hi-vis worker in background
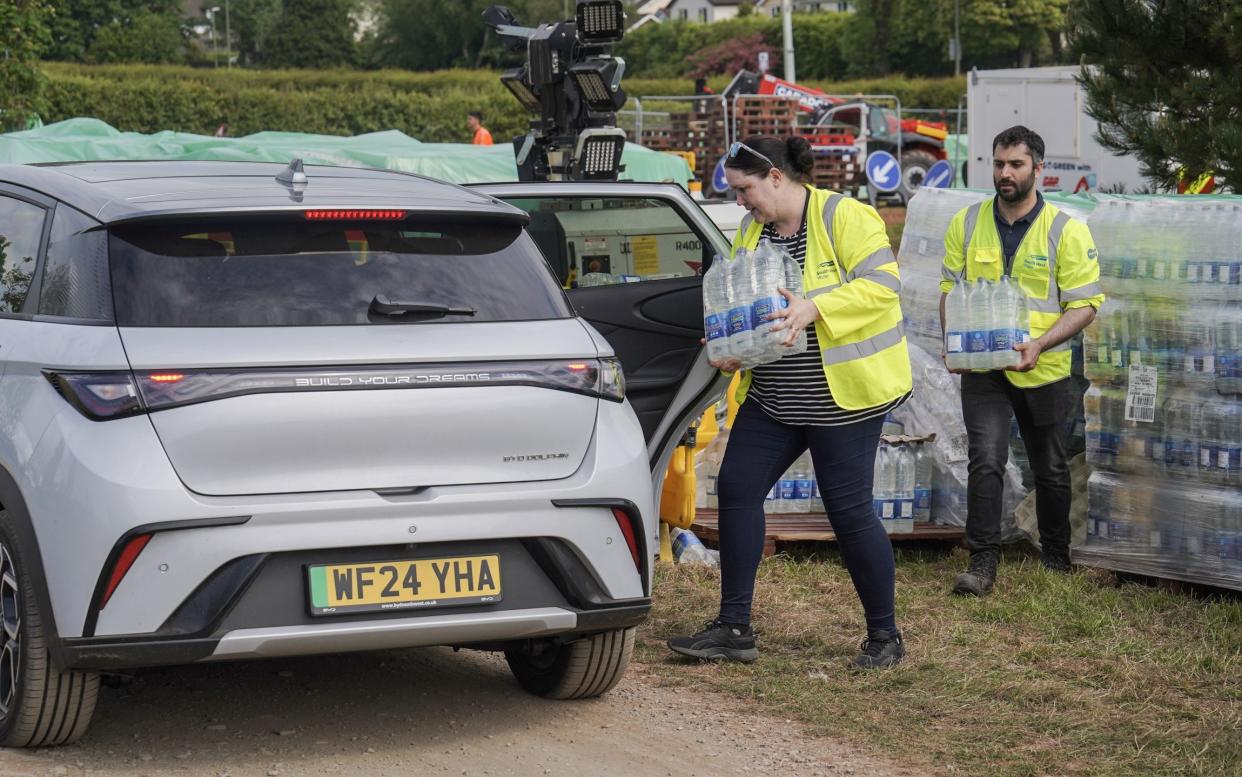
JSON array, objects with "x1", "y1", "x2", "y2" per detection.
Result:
[{"x1": 468, "y1": 112, "x2": 493, "y2": 145}]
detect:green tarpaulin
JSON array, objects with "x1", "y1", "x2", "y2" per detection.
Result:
[{"x1": 0, "y1": 118, "x2": 694, "y2": 186}]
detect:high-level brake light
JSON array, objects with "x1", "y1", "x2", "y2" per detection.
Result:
[{"x1": 303, "y1": 210, "x2": 407, "y2": 221}]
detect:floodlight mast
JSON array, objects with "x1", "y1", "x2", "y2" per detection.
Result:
[{"x1": 484, "y1": 2, "x2": 627, "y2": 182}]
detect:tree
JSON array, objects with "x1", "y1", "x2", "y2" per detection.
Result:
[
  {"x1": 44, "y1": 1, "x2": 181, "y2": 62},
  {"x1": 86, "y1": 10, "x2": 186, "y2": 64},
  {"x1": 1070, "y1": 0, "x2": 1239, "y2": 191},
  {"x1": 685, "y1": 33, "x2": 777, "y2": 79},
  {"x1": 0, "y1": 0, "x2": 53, "y2": 131},
  {"x1": 263, "y1": 0, "x2": 359, "y2": 68},
  {"x1": 231, "y1": 0, "x2": 283, "y2": 66},
  {"x1": 367, "y1": 0, "x2": 566, "y2": 71}
]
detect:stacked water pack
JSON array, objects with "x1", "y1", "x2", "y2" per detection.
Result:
[
  {"x1": 870, "y1": 438, "x2": 936, "y2": 534},
  {"x1": 766, "y1": 452, "x2": 817, "y2": 514},
  {"x1": 943, "y1": 276, "x2": 1031, "y2": 371},
  {"x1": 703, "y1": 239, "x2": 808, "y2": 370},
  {"x1": 1078, "y1": 197, "x2": 1241, "y2": 589}
]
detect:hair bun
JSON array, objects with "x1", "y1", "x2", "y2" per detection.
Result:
[{"x1": 785, "y1": 136, "x2": 815, "y2": 178}]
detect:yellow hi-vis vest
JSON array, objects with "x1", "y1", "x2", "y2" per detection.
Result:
[
  {"x1": 940, "y1": 197, "x2": 1105, "y2": 388},
  {"x1": 731, "y1": 185, "x2": 912, "y2": 410}
]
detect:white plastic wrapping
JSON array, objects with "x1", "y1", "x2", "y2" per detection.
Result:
[{"x1": 1078, "y1": 197, "x2": 1242, "y2": 590}]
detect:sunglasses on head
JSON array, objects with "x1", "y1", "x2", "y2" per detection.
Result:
[{"x1": 727, "y1": 141, "x2": 775, "y2": 170}]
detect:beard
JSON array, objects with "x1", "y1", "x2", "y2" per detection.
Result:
[{"x1": 995, "y1": 172, "x2": 1036, "y2": 203}]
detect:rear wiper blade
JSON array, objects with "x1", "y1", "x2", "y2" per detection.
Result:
[{"x1": 369, "y1": 295, "x2": 477, "y2": 318}]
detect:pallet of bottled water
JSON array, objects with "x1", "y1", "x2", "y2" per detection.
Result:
[
  {"x1": 703, "y1": 239, "x2": 808, "y2": 370},
  {"x1": 1079, "y1": 196, "x2": 1242, "y2": 590}
]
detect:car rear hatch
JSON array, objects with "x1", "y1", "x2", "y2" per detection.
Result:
[{"x1": 107, "y1": 209, "x2": 609, "y2": 496}]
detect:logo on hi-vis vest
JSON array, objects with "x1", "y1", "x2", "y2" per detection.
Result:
[
  {"x1": 816, "y1": 259, "x2": 838, "y2": 277},
  {"x1": 1087, "y1": 248, "x2": 1098, "y2": 262},
  {"x1": 1023, "y1": 255, "x2": 1048, "y2": 273}
]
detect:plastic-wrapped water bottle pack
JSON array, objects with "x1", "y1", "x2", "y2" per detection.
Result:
[
  {"x1": 1079, "y1": 197, "x2": 1241, "y2": 590},
  {"x1": 703, "y1": 239, "x2": 808, "y2": 370}
]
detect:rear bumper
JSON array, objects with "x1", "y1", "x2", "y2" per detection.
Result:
[{"x1": 59, "y1": 602, "x2": 650, "y2": 671}]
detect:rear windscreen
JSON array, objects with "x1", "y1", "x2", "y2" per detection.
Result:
[{"x1": 108, "y1": 216, "x2": 572, "y2": 326}]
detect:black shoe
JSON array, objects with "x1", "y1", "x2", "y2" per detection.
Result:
[
  {"x1": 852, "y1": 628, "x2": 904, "y2": 669},
  {"x1": 952, "y1": 550, "x2": 999, "y2": 596},
  {"x1": 667, "y1": 619, "x2": 758, "y2": 663},
  {"x1": 1040, "y1": 547, "x2": 1072, "y2": 573}
]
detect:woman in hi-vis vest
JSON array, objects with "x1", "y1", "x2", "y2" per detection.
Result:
[{"x1": 667, "y1": 136, "x2": 913, "y2": 669}]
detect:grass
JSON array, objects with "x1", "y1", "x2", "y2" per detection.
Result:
[{"x1": 635, "y1": 547, "x2": 1242, "y2": 777}]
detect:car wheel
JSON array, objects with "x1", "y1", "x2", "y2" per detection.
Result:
[
  {"x1": 505, "y1": 627, "x2": 635, "y2": 700},
  {"x1": 898, "y1": 149, "x2": 939, "y2": 203},
  {"x1": 0, "y1": 516, "x2": 99, "y2": 747}
]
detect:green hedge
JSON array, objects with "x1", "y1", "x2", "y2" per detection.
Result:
[{"x1": 39, "y1": 63, "x2": 964, "y2": 142}]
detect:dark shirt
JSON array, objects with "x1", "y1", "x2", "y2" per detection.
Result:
[{"x1": 993, "y1": 190, "x2": 1044, "y2": 276}]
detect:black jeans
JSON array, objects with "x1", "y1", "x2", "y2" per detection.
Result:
[
  {"x1": 716, "y1": 401, "x2": 896, "y2": 633},
  {"x1": 960, "y1": 372, "x2": 1072, "y2": 557}
]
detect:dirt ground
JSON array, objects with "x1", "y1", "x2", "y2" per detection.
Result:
[{"x1": 0, "y1": 648, "x2": 915, "y2": 777}]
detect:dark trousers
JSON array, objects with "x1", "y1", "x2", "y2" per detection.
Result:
[
  {"x1": 960, "y1": 372, "x2": 1072, "y2": 557},
  {"x1": 715, "y1": 401, "x2": 896, "y2": 633}
]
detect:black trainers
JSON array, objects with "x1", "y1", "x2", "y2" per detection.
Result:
[
  {"x1": 851, "y1": 628, "x2": 904, "y2": 669},
  {"x1": 666, "y1": 619, "x2": 758, "y2": 663},
  {"x1": 1040, "y1": 546, "x2": 1072, "y2": 573},
  {"x1": 952, "y1": 550, "x2": 999, "y2": 596}
]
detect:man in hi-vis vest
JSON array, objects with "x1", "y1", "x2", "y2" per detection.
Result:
[{"x1": 939, "y1": 126, "x2": 1104, "y2": 596}]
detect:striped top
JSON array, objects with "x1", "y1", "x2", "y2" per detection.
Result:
[{"x1": 748, "y1": 212, "x2": 910, "y2": 427}]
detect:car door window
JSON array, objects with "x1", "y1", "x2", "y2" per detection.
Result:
[
  {"x1": 502, "y1": 196, "x2": 714, "y2": 288},
  {"x1": 38, "y1": 205, "x2": 113, "y2": 321},
  {"x1": 0, "y1": 195, "x2": 47, "y2": 313}
]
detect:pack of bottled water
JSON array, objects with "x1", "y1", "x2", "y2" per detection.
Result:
[
  {"x1": 1079, "y1": 197, "x2": 1241, "y2": 590},
  {"x1": 870, "y1": 438, "x2": 933, "y2": 534},
  {"x1": 703, "y1": 239, "x2": 808, "y2": 369},
  {"x1": 942, "y1": 277, "x2": 1031, "y2": 370},
  {"x1": 765, "y1": 452, "x2": 817, "y2": 514}
]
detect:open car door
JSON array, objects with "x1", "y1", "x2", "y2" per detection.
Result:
[{"x1": 467, "y1": 182, "x2": 732, "y2": 483}]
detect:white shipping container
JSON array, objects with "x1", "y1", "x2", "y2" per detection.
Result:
[{"x1": 967, "y1": 66, "x2": 1146, "y2": 195}]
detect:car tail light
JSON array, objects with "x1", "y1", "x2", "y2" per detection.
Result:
[
  {"x1": 611, "y1": 507, "x2": 641, "y2": 570},
  {"x1": 99, "y1": 533, "x2": 152, "y2": 609},
  {"x1": 47, "y1": 359, "x2": 624, "y2": 419},
  {"x1": 303, "y1": 209, "x2": 407, "y2": 221},
  {"x1": 43, "y1": 371, "x2": 143, "y2": 420}
]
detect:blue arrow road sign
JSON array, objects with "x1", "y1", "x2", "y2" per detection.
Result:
[
  {"x1": 923, "y1": 159, "x2": 954, "y2": 189},
  {"x1": 712, "y1": 157, "x2": 729, "y2": 194},
  {"x1": 866, "y1": 150, "x2": 901, "y2": 193}
]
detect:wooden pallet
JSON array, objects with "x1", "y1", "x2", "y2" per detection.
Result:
[{"x1": 691, "y1": 510, "x2": 965, "y2": 557}]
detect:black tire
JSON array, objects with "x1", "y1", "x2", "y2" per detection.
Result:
[
  {"x1": 505, "y1": 627, "x2": 634, "y2": 700},
  {"x1": 898, "y1": 149, "x2": 940, "y2": 204},
  {"x1": 0, "y1": 515, "x2": 99, "y2": 747}
]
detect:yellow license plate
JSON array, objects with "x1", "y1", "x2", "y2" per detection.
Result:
[{"x1": 307, "y1": 555, "x2": 501, "y2": 615}]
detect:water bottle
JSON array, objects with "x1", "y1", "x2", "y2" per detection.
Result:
[
  {"x1": 1182, "y1": 306, "x2": 1214, "y2": 388},
  {"x1": 988, "y1": 276, "x2": 1022, "y2": 369},
  {"x1": 1199, "y1": 402, "x2": 1225, "y2": 484},
  {"x1": 943, "y1": 281, "x2": 970, "y2": 371},
  {"x1": 724, "y1": 251, "x2": 760, "y2": 363},
  {"x1": 1216, "y1": 403, "x2": 1242, "y2": 486},
  {"x1": 779, "y1": 244, "x2": 809, "y2": 354},
  {"x1": 670, "y1": 526, "x2": 719, "y2": 567},
  {"x1": 749, "y1": 240, "x2": 787, "y2": 349},
  {"x1": 702, "y1": 259, "x2": 731, "y2": 363},
  {"x1": 776, "y1": 465, "x2": 797, "y2": 514},
  {"x1": 913, "y1": 441, "x2": 933, "y2": 524},
  {"x1": 791, "y1": 452, "x2": 814, "y2": 513},
  {"x1": 1084, "y1": 386, "x2": 1107, "y2": 470},
  {"x1": 966, "y1": 280, "x2": 992, "y2": 370},
  {"x1": 764, "y1": 482, "x2": 778, "y2": 515},
  {"x1": 872, "y1": 444, "x2": 896, "y2": 532},
  {"x1": 893, "y1": 444, "x2": 915, "y2": 533},
  {"x1": 1215, "y1": 302, "x2": 1242, "y2": 395}
]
